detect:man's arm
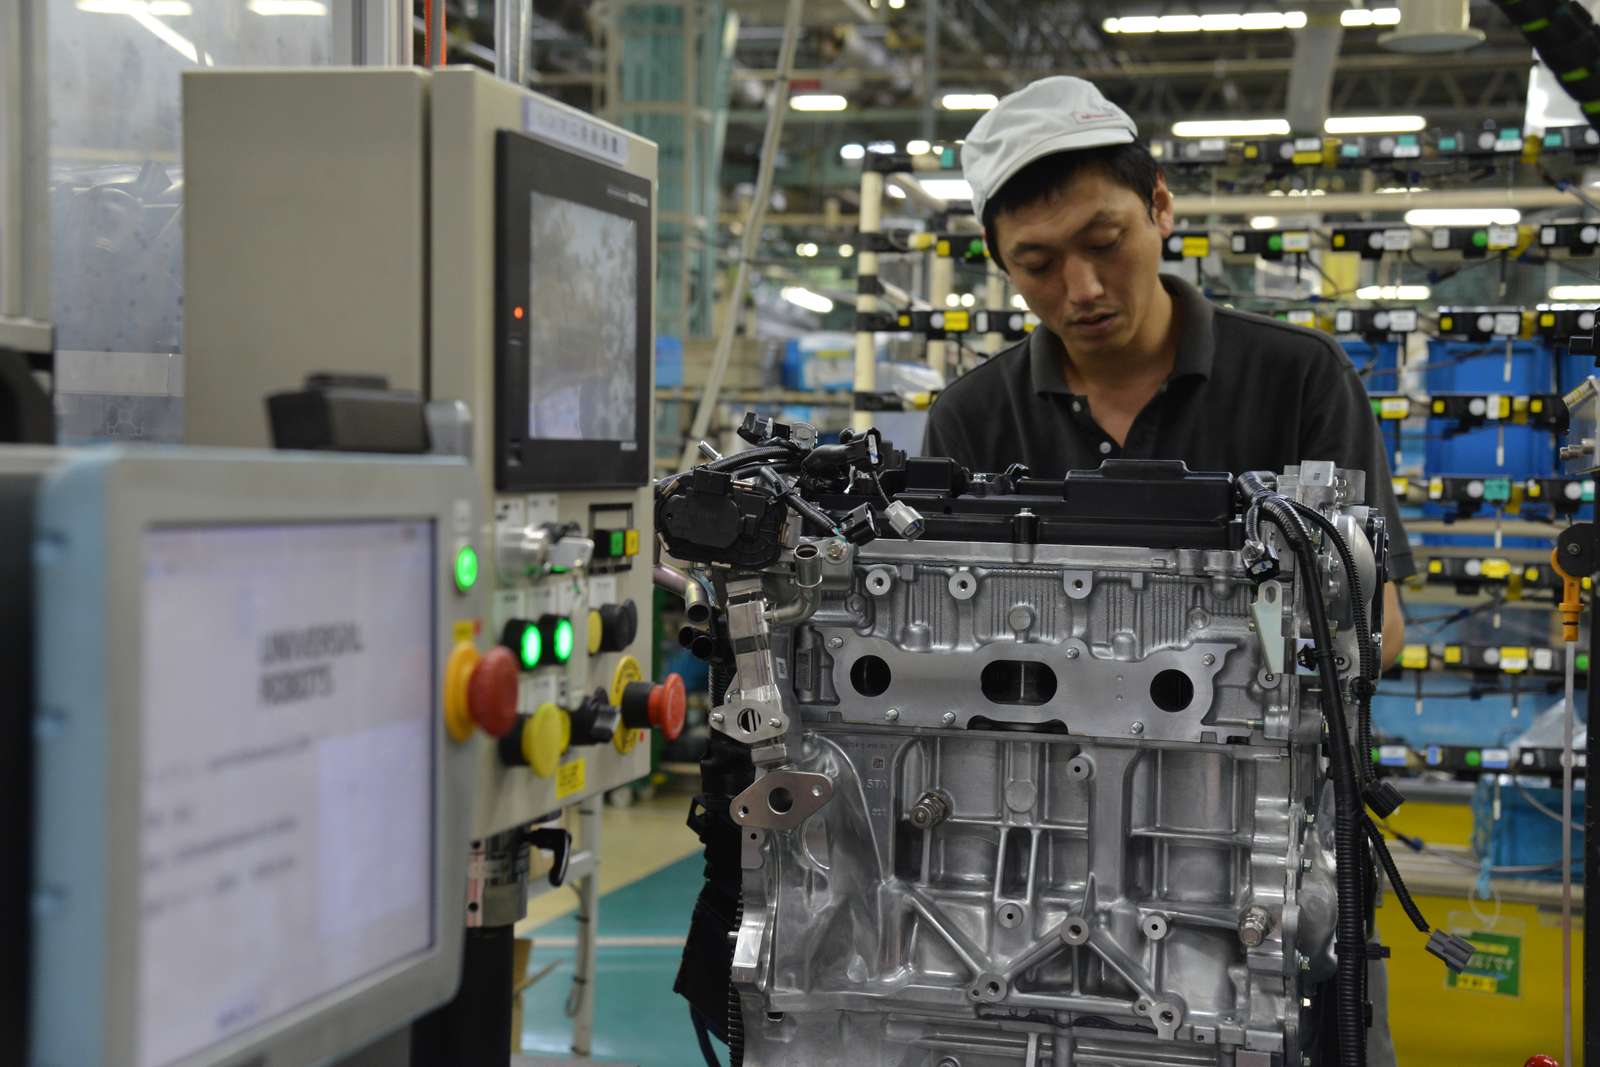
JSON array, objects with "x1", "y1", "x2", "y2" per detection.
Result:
[{"x1": 1381, "y1": 581, "x2": 1405, "y2": 671}]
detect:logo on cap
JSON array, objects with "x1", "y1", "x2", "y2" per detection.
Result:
[{"x1": 1074, "y1": 111, "x2": 1116, "y2": 122}]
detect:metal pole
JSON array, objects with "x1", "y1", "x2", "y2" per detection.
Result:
[
  {"x1": 922, "y1": 0, "x2": 939, "y2": 141},
  {"x1": 569, "y1": 798, "x2": 603, "y2": 1057},
  {"x1": 926, "y1": 252, "x2": 953, "y2": 375},
  {"x1": 852, "y1": 168, "x2": 884, "y2": 434},
  {"x1": 678, "y1": 0, "x2": 805, "y2": 471},
  {"x1": 493, "y1": 0, "x2": 529, "y2": 84}
]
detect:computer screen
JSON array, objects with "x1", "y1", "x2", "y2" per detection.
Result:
[
  {"x1": 137, "y1": 519, "x2": 436, "y2": 1067},
  {"x1": 525, "y1": 191, "x2": 639, "y2": 445}
]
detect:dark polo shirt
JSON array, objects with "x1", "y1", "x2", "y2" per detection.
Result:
[{"x1": 923, "y1": 273, "x2": 1415, "y2": 580}]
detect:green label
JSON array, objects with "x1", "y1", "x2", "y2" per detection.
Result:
[
  {"x1": 1483, "y1": 477, "x2": 1512, "y2": 502},
  {"x1": 1445, "y1": 930, "x2": 1521, "y2": 997}
]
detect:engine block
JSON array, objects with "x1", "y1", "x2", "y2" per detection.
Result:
[{"x1": 668, "y1": 444, "x2": 1385, "y2": 1067}]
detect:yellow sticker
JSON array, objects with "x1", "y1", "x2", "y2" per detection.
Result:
[
  {"x1": 1379, "y1": 397, "x2": 1410, "y2": 419},
  {"x1": 556, "y1": 757, "x2": 587, "y2": 799},
  {"x1": 1181, "y1": 235, "x2": 1210, "y2": 257},
  {"x1": 909, "y1": 233, "x2": 935, "y2": 251},
  {"x1": 898, "y1": 314, "x2": 912, "y2": 327},
  {"x1": 1444, "y1": 646, "x2": 1463, "y2": 664},
  {"x1": 936, "y1": 239, "x2": 951, "y2": 257},
  {"x1": 1541, "y1": 312, "x2": 1556, "y2": 327},
  {"x1": 1428, "y1": 559, "x2": 1444, "y2": 574},
  {"x1": 453, "y1": 619, "x2": 477, "y2": 644},
  {"x1": 1454, "y1": 972, "x2": 1498, "y2": 994},
  {"x1": 1525, "y1": 567, "x2": 1541, "y2": 582},
  {"x1": 1481, "y1": 559, "x2": 1512, "y2": 579},
  {"x1": 1432, "y1": 399, "x2": 1446, "y2": 414},
  {"x1": 944, "y1": 310, "x2": 971, "y2": 332},
  {"x1": 624, "y1": 529, "x2": 640, "y2": 556},
  {"x1": 1400, "y1": 645, "x2": 1430, "y2": 670},
  {"x1": 1333, "y1": 233, "x2": 1346, "y2": 248},
  {"x1": 1500, "y1": 646, "x2": 1530, "y2": 673},
  {"x1": 1440, "y1": 316, "x2": 1454, "y2": 332},
  {"x1": 1428, "y1": 477, "x2": 1444, "y2": 499}
]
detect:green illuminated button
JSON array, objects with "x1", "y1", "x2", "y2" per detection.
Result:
[
  {"x1": 1579, "y1": 653, "x2": 1591, "y2": 672},
  {"x1": 454, "y1": 545, "x2": 479, "y2": 592},
  {"x1": 1267, "y1": 233, "x2": 1283, "y2": 253},
  {"x1": 500, "y1": 618, "x2": 544, "y2": 670},
  {"x1": 1465, "y1": 749, "x2": 1482, "y2": 767},
  {"x1": 610, "y1": 530, "x2": 625, "y2": 557},
  {"x1": 536, "y1": 614, "x2": 576, "y2": 665},
  {"x1": 1472, "y1": 230, "x2": 1488, "y2": 248}
]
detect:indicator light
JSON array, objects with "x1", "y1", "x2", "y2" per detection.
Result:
[
  {"x1": 610, "y1": 530, "x2": 625, "y2": 557},
  {"x1": 513, "y1": 305, "x2": 525, "y2": 320},
  {"x1": 520, "y1": 625, "x2": 542, "y2": 670},
  {"x1": 1471, "y1": 230, "x2": 1488, "y2": 248},
  {"x1": 1465, "y1": 749, "x2": 1482, "y2": 767},
  {"x1": 454, "y1": 545, "x2": 479, "y2": 592},
  {"x1": 553, "y1": 617, "x2": 574, "y2": 663}
]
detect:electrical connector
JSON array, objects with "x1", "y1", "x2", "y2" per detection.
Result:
[
  {"x1": 1363, "y1": 779, "x2": 1406, "y2": 819},
  {"x1": 1426, "y1": 929, "x2": 1477, "y2": 973},
  {"x1": 883, "y1": 500, "x2": 925, "y2": 540},
  {"x1": 838, "y1": 503, "x2": 879, "y2": 545}
]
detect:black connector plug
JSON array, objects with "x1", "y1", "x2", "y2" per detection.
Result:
[
  {"x1": 1426, "y1": 929, "x2": 1477, "y2": 973},
  {"x1": 1364, "y1": 779, "x2": 1406, "y2": 819}
]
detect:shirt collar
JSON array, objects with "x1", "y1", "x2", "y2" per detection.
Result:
[{"x1": 1028, "y1": 272, "x2": 1216, "y2": 396}]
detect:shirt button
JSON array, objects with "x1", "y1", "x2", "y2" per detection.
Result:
[
  {"x1": 1099, "y1": 441, "x2": 1112, "y2": 455},
  {"x1": 1072, "y1": 400, "x2": 1083, "y2": 413}
]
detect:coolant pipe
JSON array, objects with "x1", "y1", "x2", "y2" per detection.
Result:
[
  {"x1": 655, "y1": 563, "x2": 715, "y2": 625},
  {"x1": 768, "y1": 543, "x2": 824, "y2": 624}
]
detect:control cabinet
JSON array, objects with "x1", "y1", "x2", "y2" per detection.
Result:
[{"x1": 183, "y1": 69, "x2": 677, "y2": 840}]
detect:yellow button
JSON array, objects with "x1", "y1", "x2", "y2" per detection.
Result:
[
  {"x1": 936, "y1": 239, "x2": 951, "y2": 256},
  {"x1": 1428, "y1": 559, "x2": 1444, "y2": 574},
  {"x1": 1541, "y1": 312, "x2": 1556, "y2": 327},
  {"x1": 587, "y1": 609, "x2": 603, "y2": 655},
  {"x1": 443, "y1": 641, "x2": 481, "y2": 743},
  {"x1": 1529, "y1": 481, "x2": 1543, "y2": 497},
  {"x1": 624, "y1": 529, "x2": 640, "y2": 556},
  {"x1": 1333, "y1": 233, "x2": 1346, "y2": 248},
  {"x1": 1440, "y1": 316, "x2": 1454, "y2": 331},
  {"x1": 524, "y1": 703, "x2": 571, "y2": 778},
  {"x1": 1525, "y1": 567, "x2": 1541, "y2": 581},
  {"x1": 1432, "y1": 400, "x2": 1446, "y2": 414},
  {"x1": 1482, "y1": 558, "x2": 1512, "y2": 579},
  {"x1": 1400, "y1": 645, "x2": 1429, "y2": 670},
  {"x1": 611, "y1": 655, "x2": 644, "y2": 754},
  {"x1": 1532, "y1": 399, "x2": 1545, "y2": 413}
]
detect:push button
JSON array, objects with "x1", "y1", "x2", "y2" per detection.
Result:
[
  {"x1": 443, "y1": 641, "x2": 518, "y2": 742},
  {"x1": 591, "y1": 600, "x2": 638, "y2": 654},
  {"x1": 498, "y1": 702, "x2": 571, "y2": 777},
  {"x1": 620, "y1": 673, "x2": 687, "y2": 742}
]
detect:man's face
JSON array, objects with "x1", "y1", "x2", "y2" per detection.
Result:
[{"x1": 993, "y1": 167, "x2": 1175, "y2": 357}]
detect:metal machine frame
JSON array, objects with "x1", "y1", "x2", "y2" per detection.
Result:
[{"x1": 28, "y1": 448, "x2": 481, "y2": 1067}]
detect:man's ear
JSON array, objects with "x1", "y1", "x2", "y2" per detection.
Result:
[{"x1": 1151, "y1": 174, "x2": 1176, "y2": 238}]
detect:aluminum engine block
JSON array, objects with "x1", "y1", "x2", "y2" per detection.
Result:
[{"x1": 711, "y1": 462, "x2": 1378, "y2": 1067}]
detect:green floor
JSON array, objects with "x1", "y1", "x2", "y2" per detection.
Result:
[{"x1": 520, "y1": 855, "x2": 714, "y2": 1066}]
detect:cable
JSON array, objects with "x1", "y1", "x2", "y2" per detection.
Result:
[
  {"x1": 1362, "y1": 816, "x2": 1429, "y2": 933},
  {"x1": 692, "y1": 1008, "x2": 724, "y2": 1067},
  {"x1": 1512, "y1": 776, "x2": 1570, "y2": 824}
]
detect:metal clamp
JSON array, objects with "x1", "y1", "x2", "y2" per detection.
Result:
[{"x1": 730, "y1": 769, "x2": 834, "y2": 830}]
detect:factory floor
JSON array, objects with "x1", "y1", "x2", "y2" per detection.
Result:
[{"x1": 516, "y1": 782, "x2": 710, "y2": 1067}]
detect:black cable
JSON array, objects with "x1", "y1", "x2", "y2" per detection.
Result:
[
  {"x1": 1241, "y1": 475, "x2": 1367, "y2": 1067},
  {"x1": 692, "y1": 1007, "x2": 724, "y2": 1067},
  {"x1": 1362, "y1": 815, "x2": 1430, "y2": 934}
]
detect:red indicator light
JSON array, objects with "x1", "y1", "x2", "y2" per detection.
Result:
[{"x1": 513, "y1": 306, "x2": 525, "y2": 320}]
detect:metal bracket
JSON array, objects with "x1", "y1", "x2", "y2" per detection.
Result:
[
  {"x1": 729, "y1": 769, "x2": 833, "y2": 830},
  {"x1": 1251, "y1": 580, "x2": 1286, "y2": 676}
]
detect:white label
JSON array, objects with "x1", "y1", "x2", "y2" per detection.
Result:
[
  {"x1": 1389, "y1": 309, "x2": 1418, "y2": 332},
  {"x1": 1199, "y1": 138, "x2": 1226, "y2": 152},
  {"x1": 1486, "y1": 393, "x2": 1504, "y2": 420},
  {"x1": 1493, "y1": 312, "x2": 1521, "y2": 336},
  {"x1": 1382, "y1": 228, "x2": 1413, "y2": 251},
  {"x1": 588, "y1": 575, "x2": 619, "y2": 606},
  {"x1": 1392, "y1": 143, "x2": 1421, "y2": 159},
  {"x1": 1534, "y1": 648, "x2": 1555, "y2": 671},
  {"x1": 1288, "y1": 310, "x2": 1316, "y2": 326},
  {"x1": 523, "y1": 97, "x2": 630, "y2": 166},
  {"x1": 1481, "y1": 748, "x2": 1512, "y2": 768},
  {"x1": 1542, "y1": 226, "x2": 1559, "y2": 246},
  {"x1": 1231, "y1": 235, "x2": 1247, "y2": 253},
  {"x1": 1281, "y1": 232, "x2": 1311, "y2": 253},
  {"x1": 1335, "y1": 310, "x2": 1354, "y2": 332},
  {"x1": 1487, "y1": 225, "x2": 1518, "y2": 250},
  {"x1": 1294, "y1": 137, "x2": 1321, "y2": 151},
  {"x1": 1494, "y1": 134, "x2": 1521, "y2": 152},
  {"x1": 1432, "y1": 229, "x2": 1451, "y2": 250},
  {"x1": 496, "y1": 497, "x2": 527, "y2": 526},
  {"x1": 1378, "y1": 744, "x2": 1409, "y2": 766}
]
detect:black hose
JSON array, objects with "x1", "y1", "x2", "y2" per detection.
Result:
[
  {"x1": 692, "y1": 1007, "x2": 723, "y2": 1067},
  {"x1": 1256, "y1": 493, "x2": 1368, "y2": 1067}
]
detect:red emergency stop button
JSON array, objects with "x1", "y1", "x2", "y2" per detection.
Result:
[
  {"x1": 467, "y1": 646, "x2": 518, "y2": 738},
  {"x1": 1524, "y1": 1057, "x2": 1561, "y2": 1067},
  {"x1": 620, "y1": 674, "x2": 686, "y2": 742}
]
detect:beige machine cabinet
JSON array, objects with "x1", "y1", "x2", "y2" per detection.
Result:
[{"x1": 184, "y1": 69, "x2": 664, "y2": 841}]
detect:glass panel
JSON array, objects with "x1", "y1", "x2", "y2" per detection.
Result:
[{"x1": 48, "y1": 0, "x2": 348, "y2": 442}]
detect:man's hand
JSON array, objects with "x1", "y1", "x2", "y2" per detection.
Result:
[{"x1": 1380, "y1": 582, "x2": 1405, "y2": 671}]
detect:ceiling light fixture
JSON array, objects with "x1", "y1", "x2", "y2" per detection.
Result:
[
  {"x1": 782, "y1": 287, "x2": 835, "y2": 314},
  {"x1": 1356, "y1": 284, "x2": 1430, "y2": 301},
  {"x1": 791, "y1": 93, "x2": 848, "y2": 112},
  {"x1": 1250, "y1": 215, "x2": 1280, "y2": 230},
  {"x1": 1171, "y1": 118, "x2": 1291, "y2": 137},
  {"x1": 839, "y1": 143, "x2": 865, "y2": 161},
  {"x1": 1403, "y1": 208, "x2": 1520, "y2": 226},
  {"x1": 906, "y1": 139, "x2": 932, "y2": 156},
  {"x1": 940, "y1": 93, "x2": 999, "y2": 111},
  {"x1": 1104, "y1": 11, "x2": 1306, "y2": 33},
  {"x1": 1341, "y1": 6, "x2": 1402, "y2": 27},
  {"x1": 1549, "y1": 284, "x2": 1600, "y2": 301},
  {"x1": 917, "y1": 178, "x2": 974, "y2": 200},
  {"x1": 1324, "y1": 114, "x2": 1426, "y2": 134}
]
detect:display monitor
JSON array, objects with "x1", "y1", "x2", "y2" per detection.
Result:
[
  {"x1": 496, "y1": 130, "x2": 653, "y2": 490},
  {"x1": 30, "y1": 449, "x2": 479, "y2": 1067}
]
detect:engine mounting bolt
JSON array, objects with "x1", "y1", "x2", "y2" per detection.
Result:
[
  {"x1": 1238, "y1": 906, "x2": 1271, "y2": 948},
  {"x1": 942, "y1": 711, "x2": 957, "y2": 726},
  {"x1": 827, "y1": 635, "x2": 844, "y2": 649},
  {"x1": 1263, "y1": 673, "x2": 1275, "y2": 683},
  {"x1": 885, "y1": 707, "x2": 900, "y2": 721},
  {"x1": 827, "y1": 541, "x2": 847, "y2": 561},
  {"x1": 711, "y1": 712, "x2": 725, "y2": 725},
  {"x1": 1130, "y1": 721, "x2": 1145, "y2": 735},
  {"x1": 1066, "y1": 647, "x2": 1080, "y2": 660},
  {"x1": 909, "y1": 790, "x2": 952, "y2": 829},
  {"x1": 768, "y1": 717, "x2": 782, "y2": 729},
  {"x1": 1203, "y1": 653, "x2": 1216, "y2": 666}
]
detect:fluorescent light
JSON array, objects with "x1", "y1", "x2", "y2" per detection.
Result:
[
  {"x1": 1172, "y1": 118, "x2": 1290, "y2": 137},
  {"x1": 1550, "y1": 285, "x2": 1600, "y2": 301},
  {"x1": 867, "y1": 141, "x2": 895, "y2": 154},
  {"x1": 78, "y1": 0, "x2": 193, "y2": 13},
  {"x1": 1010, "y1": 294, "x2": 1028, "y2": 310},
  {"x1": 1324, "y1": 114, "x2": 1426, "y2": 134},
  {"x1": 247, "y1": 0, "x2": 326, "y2": 11},
  {"x1": 906, "y1": 139, "x2": 932, "y2": 156},
  {"x1": 781, "y1": 287, "x2": 834, "y2": 314},
  {"x1": 1250, "y1": 215, "x2": 1280, "y2": 230},
  {"x1": 918, "y1": 178, "x2": 974, "y2": 200},
  {"x1": 1341, "y1": 6, "x2": 1401, "y2": 27},
  {"x1": 1403, "y1": 208, "x2": 1520, "y2": 226},
  {"x1": 888, "y1": 0, "x2": 906, "y2": 8},
  {"x1": 1376, "y1": 185, "x2": 1427, "y2": 194},
  {"x1": 838, "y1": 244, "x2": 854, "y2": 258},
  {"x1": 940, "y1": 93, "x2": 999, "y2": 111},
  {"x1": 1105, "y1": 11, "x2": 1305, "y2": 33},
  {"x1": 886, "y1": 184, "x2": 907, "y2": 200},
  {"x1": 960, "y1": 292, "x2": 977, "y2": 308},
  {"x1": 839, "y1": 143, "x2": 865, "y2": 161},
  {"x1": 791, "y1": 93, "x2": 848, "y2": 112},
  {"x1": 1357, "y1": 284, "x2": 1430, "y2": 301}
]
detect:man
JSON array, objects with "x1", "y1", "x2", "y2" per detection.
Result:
[
  {"x1": 924, "y1": 76, "x2": 1410, "y2": 666},
  {"x1": 923, "y1": 74, "x2": 1406, "y2": 1064}
]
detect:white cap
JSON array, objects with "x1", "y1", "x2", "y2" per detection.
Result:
[{"x1": 961, "y1": 76, "x2": 1138, "y2": 222}]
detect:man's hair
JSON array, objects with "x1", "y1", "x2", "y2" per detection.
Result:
[{"x1": 981, "y1": 142, "x2": 1162, "y2": 272}]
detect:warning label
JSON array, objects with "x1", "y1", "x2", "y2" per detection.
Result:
[{"x1": 1445, "y1": 929, "x2": 1521, "y2": 997}]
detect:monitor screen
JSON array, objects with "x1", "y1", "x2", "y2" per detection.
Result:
[
  {"x1": 137, "y1": 519, "x2": 436, "y2": 1067},
  {"x1": 525, "y1": 191, "x2": 639, "y2": 445}
]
